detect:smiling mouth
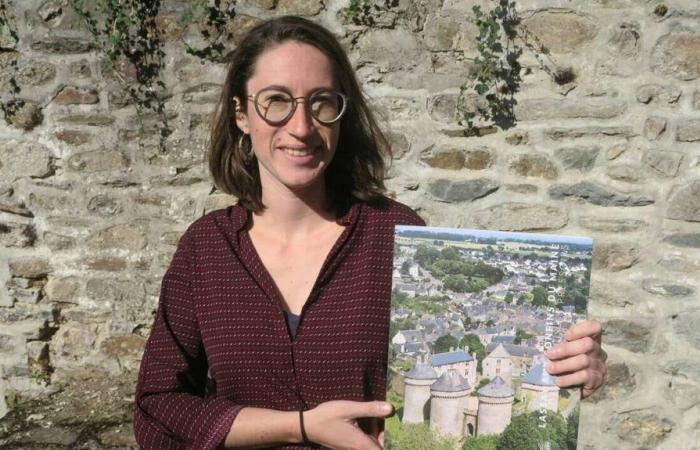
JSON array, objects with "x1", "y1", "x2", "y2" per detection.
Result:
[{"x1": 280, "y1": 146, "x2": 319, "y2": 156}]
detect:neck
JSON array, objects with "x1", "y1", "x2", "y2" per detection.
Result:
[{"x1": 252, "y1": 181, "x2": 336, "y2": 242}]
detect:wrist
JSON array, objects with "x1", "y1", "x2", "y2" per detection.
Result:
[{"x1": 299, "y1": 409, "x2": 311, "y2": 445}]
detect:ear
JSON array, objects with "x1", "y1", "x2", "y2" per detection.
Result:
[{"x1": 233, "y1": 97, "x2": 250, "y2": 134}]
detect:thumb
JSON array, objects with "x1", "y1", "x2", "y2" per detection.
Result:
[{"x1": 343, "y1": 401, "x2": 393, "y2": 419}]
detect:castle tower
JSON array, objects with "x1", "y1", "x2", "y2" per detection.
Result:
[
  {"x1": 477, "y1": 375, "x2": 514, "y2": 436},
  {"x1": 520, "y1": 361, "x2": 560, "y2": 412},
  {"x1": 482, "y1": 343, "x2": 513, "y2": 385},
  {"x1": 429, "y1": 369, "x2": 470, "y2": 438},
  {"x1": 402, "y1": 357, "x2": 438, "y2": 424}
]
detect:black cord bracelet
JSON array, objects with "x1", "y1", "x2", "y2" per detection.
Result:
[{"x1": 299, "y1": 409, "x2": 311, "y2": 444}]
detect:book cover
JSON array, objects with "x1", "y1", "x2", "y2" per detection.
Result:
[{"x1": 385, "y1": 225, "x2": 593, "y2": 450}]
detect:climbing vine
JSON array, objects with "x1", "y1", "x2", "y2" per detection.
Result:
[
  {"x1": 458, "y1": 0, "x2": 575, "y2": 136},
  {"x1": 0, "y1": 0, "x2": 25, "y2": 126},
  {"x1": 180, "y1": 0, "x2": 237, "y2": 63},
  {"x1": 70, "y1": 0, "x2": 171, "y2": 149},
  {"x1": 457, "y1": 0, "x2": 521, "y2": 135}
]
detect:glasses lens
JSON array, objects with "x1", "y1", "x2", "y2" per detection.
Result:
[
  {"x1": 256, "y1": 89, "x2": 293, "y2": 123},
  {"x1": 310, "y1": 90, "x2": 345, "y2": 123}
]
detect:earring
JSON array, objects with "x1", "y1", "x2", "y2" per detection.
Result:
[{"x1": 238, "y1": 134, "x2": 254, "y2": 161}]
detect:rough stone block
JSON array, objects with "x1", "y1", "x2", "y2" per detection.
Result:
[
  {"x1": 677, "y1": 119, "x2": 700, "y2": 142},
  {"x1": 56, "y1": 114, "x2": 115, "y2": 126},
  {"x1": 643, "y1": 116, "x2": 667, "y2": 140},
  {"x1": 588, "y1": 362, "x2": 637, "y2": 403},
  {"x1": 86, "y1": 194, "x2": 122, "y2": 217},
  {"x1": 474, "y1": 203, "x2": 568, "y2": 231},
  {"x1": 0, "y1": 53, "x2": 56, "y2": 90},
  {"x1": 515, "y1": 98, "x2": 626, "y2": 121},
  {"x1": 44, "y1": 277, "x2": 79, "y2": 303},
  {"x1": 603, "y1": 319, "x2": 652, "y2": 353},
  {"x1": 509, "y1": 153, "x2": 558, "y2": 179},
  {"x1": 53, "y1": 86, "x2": 99, "y2": 105},
  {"x1": 666, "y1": 180, "x2": 700, "y2": 222},
  {"x1": 8, "y1": 258, "x2": 50, "y2": 279},
  {"x1": 87, "y1": 222, "x2": 148, "y2": 251},
  {"x1": 643, "y1": 149, "x2": 683, "y2": 177},
  {"x1": 606, "y1": 164, "x2": 641, "y2": 183},
  {"x1": 554, "y1": 145, "x2": 600, "y2": 171},
  {"x1": 420, "y1": 148, "x2": 465, "y2": 170},
  {"x1": 673, "y1": 310, "x2": 700, "y2": 348},
  {"x1": 548, "y1": 181, "x2": 654, "y2": 206},
  {"x1": 0, "y1": 222, "x2": 36, "y2": 248},
  {"x1": 615, "y1": 410, "x2": 673, "y2": 447},
  {"x1": 592, "y1": 242, "x2": 640, "y2": 271},
  {"x1": 642, "y1": 279, "x2": 694, "y2": 297},
  {"x1": 422, "y1": 13, "x2": 470, "y2": 51},
  {"x1": 30, "y1": 37, "x2": 92, "y2": 54},
  {"x1": 54, "y1": 129, "x2": 92, "y2": 146},
  {"x1": 520, "y1": 10, "x2": 597, "y2": 53},
  {"x1": 608, "y1": 22, "x2": 640, "y2": 58},
  {"x1": 426, "y1": 93, "x2": 459, "y2": 122},
  {"x1": 355, "y1": 28, "x2": 423, "y2": 71},
  {"x1": 66, "y1": 150, "x2": 128, "y2": 173},
  {"x1": 427, "y1": 178, "x2": 499, "y2": 202},
  {"x1": 662, "y1": 233, "x2": 700, "y2": 248},
  {"x1": 544, "y1": 127, "x2": 635, "y2": 140},
  {"x1": 651, "y1": 32, "x2": 700, "y2": 80},
  {"x1": 635, "y1": 84, "x2": 681, "y2": 105},
  {"x1": 276, "y1": 0, "x2": 323, "y2": 15},
  {"x1": 4, "y1": 100, "x2": 44, "y2": 131},
  {"x1": 579, "y1": 217, "x2": 646, "y2": 233},
  {"x1": 0, "y1": 140, "x2": 52, "y2": 182}
]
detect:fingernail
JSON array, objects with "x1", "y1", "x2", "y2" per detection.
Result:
[{"x1": 381, "y1": 402, "x2": 393, "y2": 415}]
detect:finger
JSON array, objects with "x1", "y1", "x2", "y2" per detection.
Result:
[
  {"x1": 564, "y1": 319, "x2": 602, "y2": 342},
  {"x1": 350, "y1": 428, "x2": 383, "y2": 450},
  {"x1": 546, "y1": 353, "x2": 592, "y2": 375},
  {"x1": 555, "y1": 367, "x2": 604, "y2": 393},
  {"x1": 546, "y1": 336, "x2": 600, "y2": 360},
  {"x1": 378, "y1": 430, "x2": 385, "y2": 447}
]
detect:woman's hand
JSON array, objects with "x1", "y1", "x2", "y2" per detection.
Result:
[
  {"x1": 545, "y1": 319, "x2": 607, "y2": 399},
  {"x1": 304, "y1": 400, "x2": 393, "y2": 450}
]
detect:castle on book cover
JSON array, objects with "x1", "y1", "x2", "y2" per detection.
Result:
[{"x1": 385, "y1": 225, "x2": 593, "y2": 450}]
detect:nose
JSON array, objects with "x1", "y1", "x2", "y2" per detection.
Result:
[{"x1": 286, "y1": 99, "x2": 315, "y2": 139}]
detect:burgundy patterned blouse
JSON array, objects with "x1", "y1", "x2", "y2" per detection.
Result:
[{"x1": 133, "y1": 199, "x2": 424, "y2": 449}]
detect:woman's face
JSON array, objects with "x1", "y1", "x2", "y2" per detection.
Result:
[{"x1": 235, "y1": 40, "x2": 341, "y2": 198}]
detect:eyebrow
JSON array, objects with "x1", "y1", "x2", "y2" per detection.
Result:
[{"x1": 258, "y1": 84, "x2": 337, "y2": 94}]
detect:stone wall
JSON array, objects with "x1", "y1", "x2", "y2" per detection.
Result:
[{"x1": 1, "y1": 0, "x2": 699, "y2": 448}]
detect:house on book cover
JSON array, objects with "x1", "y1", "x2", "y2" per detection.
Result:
[{"x1": 401, "y1": 347, "x2": 559, "y2": 439}]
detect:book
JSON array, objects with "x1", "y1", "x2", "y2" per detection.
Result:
[{"x1": 385, "y1": 225, "x2": 593, "y2": 450}]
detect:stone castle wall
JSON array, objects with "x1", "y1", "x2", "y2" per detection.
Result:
[{"x1": 1, "y1": 0, "x2": 699, "y2": 448}]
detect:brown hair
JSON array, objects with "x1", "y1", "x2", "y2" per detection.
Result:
[{"x1": 208, "y1": 15, "x2": 391, "y2": 213}]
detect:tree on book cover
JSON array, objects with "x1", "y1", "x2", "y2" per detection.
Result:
[{"x1": 386, "y1": 226, "x2": 592, "y2": 450}]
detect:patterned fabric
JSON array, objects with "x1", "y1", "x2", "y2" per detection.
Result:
[{"x1": 133, "y1": 199, "x2": 424, "y2": 449}]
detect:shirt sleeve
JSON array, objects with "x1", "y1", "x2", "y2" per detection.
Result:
[{"x1": 133, "y1": 232, "x2": 244, "y2": 450}]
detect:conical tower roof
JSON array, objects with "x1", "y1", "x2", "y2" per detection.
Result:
[
  {"x1": 477, "y1": 376, "x2": 514, "y2": 398},
  {"x1": 522, "y1": 362, "x2": 557, "y2": 386},
  {"x1": 430, "y1": 369, "x2": 470, "y2": 393},
  {"x1": 404, "y1": 361, "x2": 438, "y2": 380}
]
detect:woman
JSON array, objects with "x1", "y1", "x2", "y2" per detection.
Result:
[{"x1": 134, "y1": 16, "x2": 606, "y2": 450}]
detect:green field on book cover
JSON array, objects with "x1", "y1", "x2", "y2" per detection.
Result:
[{"x1": 386, "y1": 225, "x2": 593, "y2": 450}]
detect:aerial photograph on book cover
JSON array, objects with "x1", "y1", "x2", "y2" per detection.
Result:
[{"x1": 385, "y1": 225, "x2": 593, "y2": 450}]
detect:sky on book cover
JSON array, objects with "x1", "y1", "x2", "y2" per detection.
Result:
[{"x1": 385, "y1": 225, "x2": 593, "y2": 450}]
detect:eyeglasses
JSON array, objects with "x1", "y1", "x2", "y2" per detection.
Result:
[{"x1": 246, "y1": 87, "x2": 348, "y2": 125}]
